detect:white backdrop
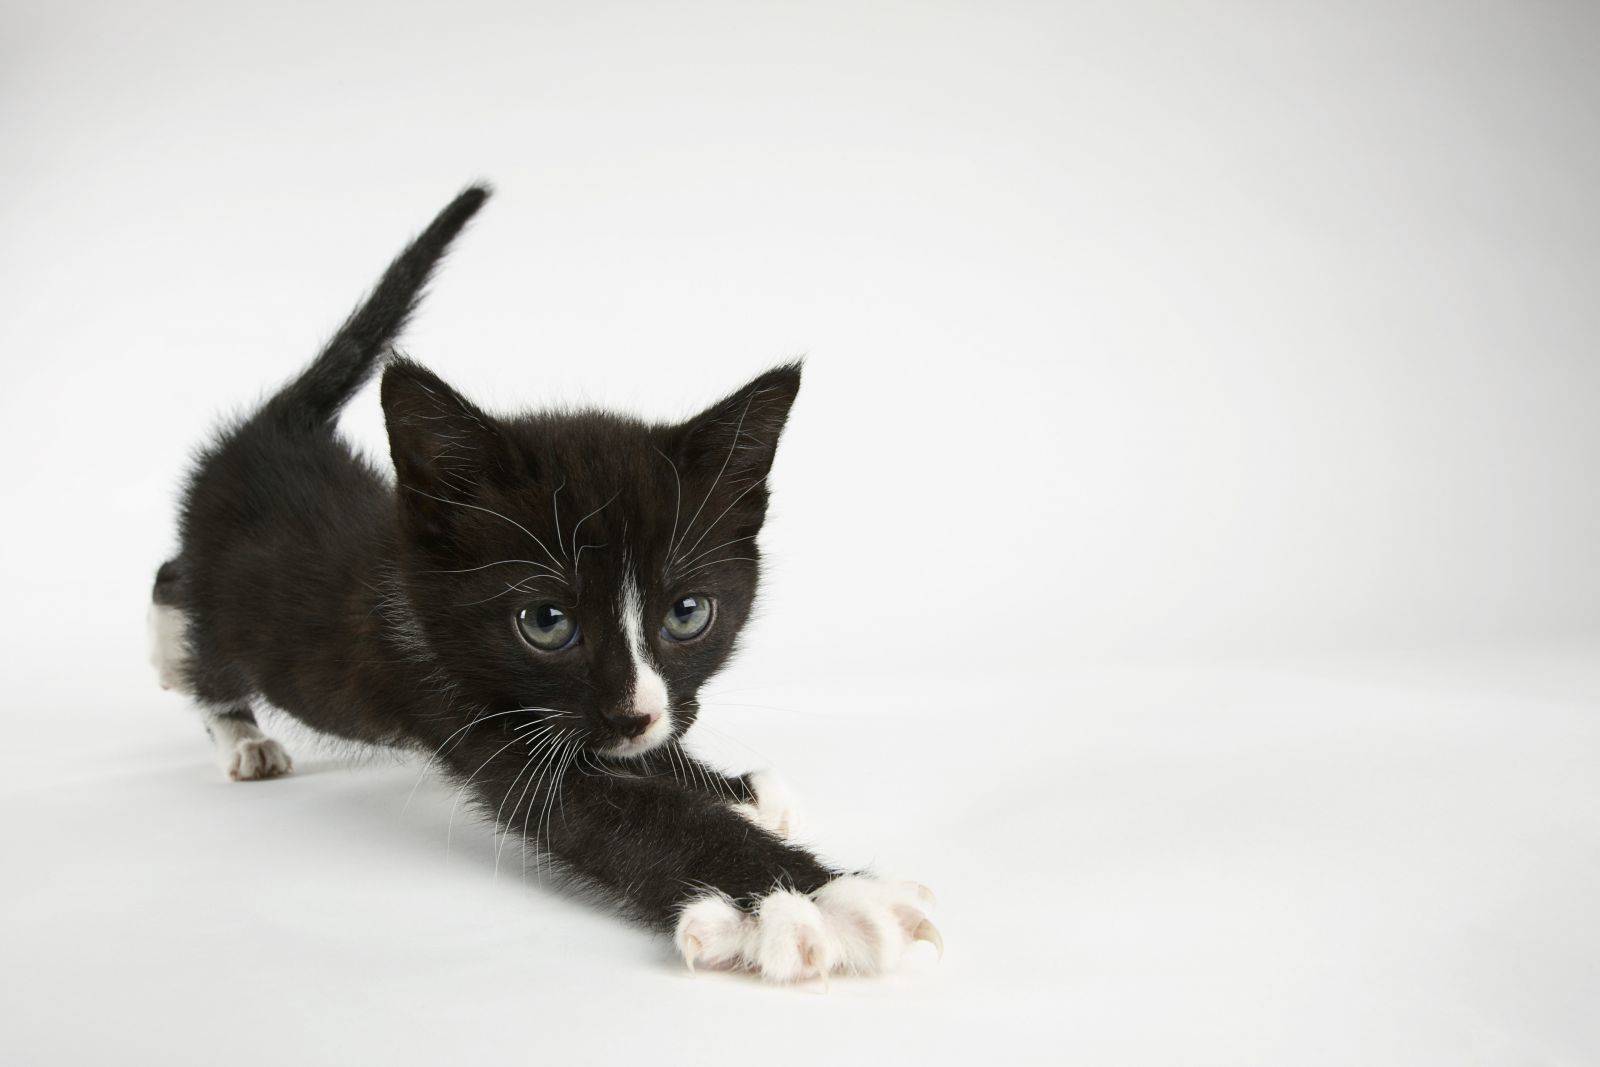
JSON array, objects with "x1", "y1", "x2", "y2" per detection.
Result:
[{"x1": 2, "y1": 3, "x2": 1597, "y2": 1065}]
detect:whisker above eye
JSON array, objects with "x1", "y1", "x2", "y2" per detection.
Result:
[
  {"x1": 653, "y1": 447, "x2": 684, "y2": 577},
  {"x1": 672, "y1": 475, "x2": 768, "y2": 566},
  {"x1": 671, "y1": 556, "x2": 758, "y2": 581},
  {"x1": 668, "y1": 394, "x2": 754, "y2": 563},
  {"x1": 569, "y1": 490, "x2": 620, "y2": 569},
  {"x1": 420, "y1": 559, "x2": 564, "y2": 575},
  {"x1": 453, "y1": 575, "x2": 567, "y2": 607},
  {"x1": 672, "y1": 534, "x2": 759, "y2": 573},
  {"x1": 402, "y1": 483, "x2": 566, "y2": 574},
  {"x1": 551, "y1": 477, "x2": 567, "y2": 561}
]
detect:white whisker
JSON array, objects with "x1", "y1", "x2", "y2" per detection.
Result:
[
  {"x1": 654, "y1": 447, "x2": 684, "y2": 576},
  {"x1": 445, "y1": 734, "x2": 527, "y2": 857},
  {"x1": 456, "y1": 576, "x2": 564, "y2": 607},
  {"x1": 569, "y1": 490, "x2": 620, "y2": 570},
  {"x1": 419, "y1": 558, "x2": 562, "y2": 576},
  {"x1": 518, "y1": 731, "x2": 568, "y2": 878},
  {"x1": 403, "y1": 484, "x2": 566, "y2": 575},
  {"x1": 670, "y1": 394, "x2": 754, "y2": 562},
  {"x1": 534, "y1": 738, "x2": 581, "y2": 883},
  {"x1": 490, "y1": 749, "x2": 542, "y2": 880},
  {"x1": 673, "y1": 534, "x2": 759, "y2": 572},
  {"x1": 551, "y1": 477, "x2": 567, "y2": 560},
  {"x1": 400, "y1": 706, "x2": 534, "y2": 816},
  {"x1": 673, "y1": 556, "x2": 758, "y2": 581},
  {"x1": 699, "y1": 699, "x2": 824, "y2": 717},
  {"x1": 498, "y1": 728, "x2": 564, "y2": 878},
  {"x1": 673, "y1": 475, "x2": 768, "y2": 565}
]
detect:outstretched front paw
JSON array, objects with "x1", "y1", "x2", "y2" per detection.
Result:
[
  {"x1": 675, "y1": 876, "x2": 940, "y2": 983},
  {"x1": 731, "y1": 769, "x2": 805, "y2": 840}
]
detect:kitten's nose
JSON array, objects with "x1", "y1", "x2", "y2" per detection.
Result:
[{"x1": 610, "y1": 711, "x2": 660, "y2": 739}]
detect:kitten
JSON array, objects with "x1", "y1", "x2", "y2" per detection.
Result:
[{"x1": 150, "y1": 186, "x2": 939, "y2": 983}]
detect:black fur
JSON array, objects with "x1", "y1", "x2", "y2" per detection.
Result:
[{"x1": 161, "y1": 187, "x2": 835, "y2": 929}]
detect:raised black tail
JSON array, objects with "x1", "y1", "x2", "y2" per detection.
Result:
[{"x1": 266, "y1": 184, "x2": 491, "y2": 430}]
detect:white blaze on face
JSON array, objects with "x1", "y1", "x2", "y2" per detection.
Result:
[{"x1": 616, "y1": 570, "x2": 672, "y2": 755}]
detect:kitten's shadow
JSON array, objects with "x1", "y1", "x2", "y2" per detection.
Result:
[
  {"x1": 265, "y1": 755, "x2": 881, "y2": 989},
  {"x1": 288, "y1": 754, "x2": 627, "y2": 914}
]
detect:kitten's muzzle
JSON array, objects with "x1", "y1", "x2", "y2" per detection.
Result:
[
  {"x1": 597, "y1": 705, "x2": 672, "y2": 757},
  {"x1": 607, "y1": 711, "x2": 660, "y2": 740}
]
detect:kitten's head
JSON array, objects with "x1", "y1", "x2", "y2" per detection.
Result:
[{"x1": 380, "y1": 358, "x2": 800, "y2": 758}]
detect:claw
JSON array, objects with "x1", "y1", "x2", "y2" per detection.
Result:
[
  {"x1": 682, "y1": 934, "x2": 701, "y2": 974},
  {"x1": 799, "y1": 931, "x2": 824, "y2": 978},
  {"x1": 910, "y1": 882, "x2": 937, "y2": 906},
  {"x1": 913, "y1": 918, "x2": 944, "y2": 960}
]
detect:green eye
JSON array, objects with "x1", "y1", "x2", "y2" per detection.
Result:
[
  {"x1": 517, "y1": 603, "x2": 578, "y2": 652},
  {"x1": 662, "y1": 594, "x2": 713, "y2": 642}
]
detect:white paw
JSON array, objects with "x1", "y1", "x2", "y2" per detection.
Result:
[
  {"x1": 225, "y1": 737, "x2": 293, "y2": 781},
  {"x1": 732, "y1": 769, "x2": 805, "y2": 839},
  {"x1": 675, "y1": 876, "x2": 940, "y2": 983}
]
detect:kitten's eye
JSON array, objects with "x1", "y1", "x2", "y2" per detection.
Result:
[
  {"x1": 662, "y1": 594, "x2": 714, "y2": 642},
  {"x1": 516, "y1": 603, "x2": 579, "y2": 652}
]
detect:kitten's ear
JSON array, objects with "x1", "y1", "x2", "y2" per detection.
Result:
[
  {"x1": 670, "y1": 362, "x2": 802, "y2": 526},
  {"x1": 381, "y1": 358, "x2": 517, "y2": 507}
]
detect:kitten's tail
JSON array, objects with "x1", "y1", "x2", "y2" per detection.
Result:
[{"x1": 265, "y1": 183, "x2": 491, "y2": 430}]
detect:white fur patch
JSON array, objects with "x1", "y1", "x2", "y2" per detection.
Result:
[
  {"x1": 147, "y1": 603, "x2": 190, "y2": 692},
  {"x1": 675, "y1": 876, "x2": 939, "y2": 983},
  {"x1": 732, "y1": 769, "x2": 806, "y2": 840},
  {"x1": 609, "y1": 571, "x2": 673, "y2": 756},
  {"x1": 207, "y1": 714, "x2": 294, "y2": 781}
]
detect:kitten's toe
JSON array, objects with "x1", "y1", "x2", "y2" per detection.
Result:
[
  {"x1": 733, "y1": 769, "x2": 806, "y2": 839},
  {"x1": 812, "y1": 876, "x2": 936, "y2": 974},
  {"x1": 750, "y1": 889, "x2": 833, "y2": 982},
  {"x1": 675, "y1": 893, "x2": 749, "y2": 972},
  {"x1": 226, "y1": 737, "x2": 293, "y2": 781}
]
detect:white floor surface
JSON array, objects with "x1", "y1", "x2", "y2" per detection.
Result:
[{"x1": 3, "y1": 647, "x2": 1597, "y2": 1065}]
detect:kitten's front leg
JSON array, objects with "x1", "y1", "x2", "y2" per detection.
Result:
[
  {"x1": 641, "y1": 749, "x2": 808, "y2": 840},
  {"x1": 729, "y1": 768, "x2": 806, "y2": 840},
  {"x1": 543, "y1": 769, "x2": 938, "y2": 982}
]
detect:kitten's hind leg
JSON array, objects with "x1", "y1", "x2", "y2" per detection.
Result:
[
  {"x1": 147, "y1": 559, "x2": 190, "y2": 691},
  {"x1": 205, "y1": 706, "x2": 294, "y2": 782},
  {"x1": 149, "y1": 559, "x2": 293, "y2": 781}
]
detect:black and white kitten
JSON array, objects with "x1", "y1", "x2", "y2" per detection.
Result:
[{"x1": 149, "y1": 186, "x2": 938, "y2": 983}]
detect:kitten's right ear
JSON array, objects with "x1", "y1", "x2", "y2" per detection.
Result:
[{"x1": 381, "y1": 358, "x2": 516, "y2": 508}]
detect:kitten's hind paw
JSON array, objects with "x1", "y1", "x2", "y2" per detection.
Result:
[
  {"x1": 675, "y1": 876, "x2": 939, "y2": 984},
  {"x1": 225, "y1": 737, "x2": 293, "y2": 781}
]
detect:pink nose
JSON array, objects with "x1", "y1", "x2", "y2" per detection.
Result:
[{"x1": 610, "y1": 711, "x2": 659, "y2": 739}]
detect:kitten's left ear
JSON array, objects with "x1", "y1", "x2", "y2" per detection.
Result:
[
  {"x1": 670, "y1": 362, "x2": 803, "y2": 523},
  {"x1": 382, "y1": 357, "x2": 518, "y2": 509}
]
